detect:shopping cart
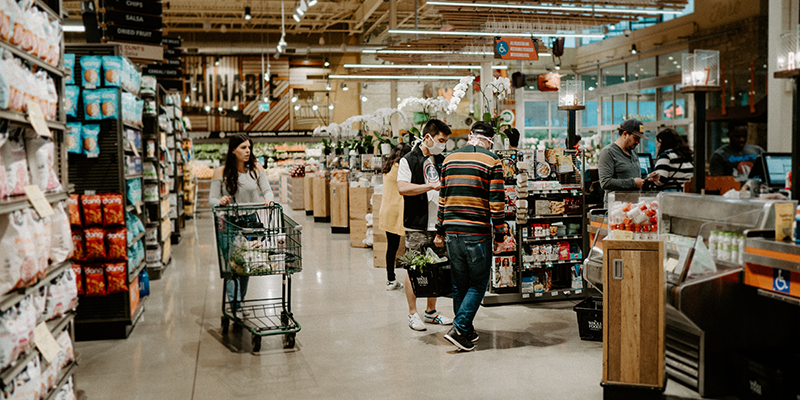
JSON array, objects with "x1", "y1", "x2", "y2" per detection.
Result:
[{"x1": 213, "y1": 203, "x2": 302, "y2": 351}]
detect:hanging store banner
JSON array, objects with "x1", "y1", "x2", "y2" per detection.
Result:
[
  {"x1": 110, "y1": 42, "x2": 163, "y2": 61},
  {"x1": 104, "y1": 0, "x2": 162, "y2": 16},
  {"x1": 105, "y1": 10, "x2": 162, "y2": 30},
  {"x1": 494, "y1": 38, "x2": 539, "y2": 61},
  {"x1": 106, "y1": 26, "x2": 162, "y2": 45}
]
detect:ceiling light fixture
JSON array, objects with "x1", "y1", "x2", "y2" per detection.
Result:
[
  {"x1": 291, "y1": 95, "x2": 298, "y2": 103},
  {"x1": 308, "y1": 0, "x2": 317, "y2": 6},
  {"x1": 324, "y1": 58, "x2": 330, "y2": 67},
  {"x1": 361, "y1": 49, "x2": 550, "y2": 57},
  {"x1": 204, "y1": 105, "x2": 211, "y2": 112},
  {"x1": 218, "y1": 107, "x2": 223, "y2": 112},
  {"x1": 292, "y1": 13, "x2": 300, "y2": 22},
  {"x1": 328, "y1": 104, "x2": 334, "y2": 110},
  {"x1": 294, "y1": 105, "x2": 301, "y2": 111},
  {"x1": 343, "y1": 64, "x2": 507, "y2": 70},
  {"x1": 244, "y1": 6, "x2": 251, "y2": 20},
  {"x1": 425, "y1": 1, "x2": 683, "y2": 15},
  {"x1": 215, "y1": 59, "x2": 220, "y2": 66},
  {"x1": 341, "y1": 83, "x2": 349, "y2": 91},
  {"x1": 361, "y1": 96, "x2": 368, "y2": 102},
  {"x1": 325, "y1": 82, "x2": 332, "y2": 91},
  {"x1": 388, "y1": 29, "x2": 605, "y2": 39},
  {"x1": 232, "y1": 105, "x2": 239, "y2": 111},
  {"x1": 63, "y1": 25, "x2": 85, "y2": 32},
  {"x1": 631, "y1": 44, "x2": 637, "y2": 54},
  {"x1": 330, "y1": 74, "x2": 471, "y2": 80},
  {"x1": 312, "y1": 104, "x2": 319, "y2": 111}
]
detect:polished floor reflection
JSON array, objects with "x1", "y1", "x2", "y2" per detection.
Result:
[{"x1": 75, "y1": 208, "x2": 705, "y2": 400}]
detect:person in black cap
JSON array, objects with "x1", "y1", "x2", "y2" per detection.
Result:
[
  {"x1": 598, "y1": 119, "x2": 652, "y2": 202},
  {"x1": 503, "y1": 126, "x2": 520, "y2": 150}
]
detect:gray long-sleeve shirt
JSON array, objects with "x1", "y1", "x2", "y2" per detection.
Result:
[
  {"x1": 598, "y1": 143, "x2": 641, "y2": 192},
  {"x1": 209, "y1": 170, "x2": 275, "y2": 206}
]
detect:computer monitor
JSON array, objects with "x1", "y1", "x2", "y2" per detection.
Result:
[
  {"x1": 763, "y1": 153, "x2": 792, "y2": 188},
  {"x1": 638, "y1": 154, "x2": 654, "y2": 177}
]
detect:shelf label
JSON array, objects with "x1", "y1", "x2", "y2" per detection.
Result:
[
  {"x1": 129, "y1": 140, "x2": 140, "y2": 158},
  {"x1": 576, "y1": 290, "x2": 582, "y2": 294},
  {"x1": 24, "y1": 185, "x2": 55, "y2": 218},
  {"x1": 522, "y1": 293, "x2": 530, "y2": 298},
  {"x1": 563, "y1": 291, "x2": 571, "y2": 295},
  {"x1": 535, "y1": 293, "x2": 543, "y2": 297},
  {"x1": 34, "y1": 322, "x2": 61, "y2": 363},
  {"x1": 551, "y1": 291, "x2": 558, "y2": 297},
  {"x1": 27, "y1": 101, "x2": 51, "y2": 138}
]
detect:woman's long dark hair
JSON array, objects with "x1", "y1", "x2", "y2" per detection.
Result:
[
  {"x1": 223, "y1": 133, "x2": 257, "y2": 196},
  {"x1": 382, "y1": 142, "x2": 412, "y2": 174},
  {"x1": 656, "y1": 128, "x2": 693, "y2": 160}
]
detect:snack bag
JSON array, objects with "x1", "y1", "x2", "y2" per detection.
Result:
[
  {"x1": 101, "y1": 193, "x2": 124, "y2": 226},
  {"x1": 83, "y1": 265, "x2": 106, "y2": 296},
  {"x1": 71, "y1": 264, "x2": 83, "y2": 295},
  {"x1": 25, "y1": 134, "x2": 61, "y2": 192},
  {"x1": 83, "y1": 227, "x2": 105, "y2": 260},
  {"x1": 56, "y1": 330, "x2": 73, "y2": 367},
  {"x1": 101, "y1": 56, "x2": 122, "y2": 87},
  {"x1": 0, "y1": 210, "x2": 35, "y2": 291},
  {"x1": 81, "y1": 194, "x2": 102, "y2": 225},
  {"x1": 106, "y1": 228, "x2": 126, "y2": 260},
  {"x1": 99, "y1": 88, "x2": 118, "y2": 119},
  {"x1": 558, "y1": 241, "x2": 571, "y2": 261},
  {"x1": 70, "y1": 228, "x2": 85, "y2": 261},
  {"x1": 50, "y1": 202, "x2": 73, "y2": 264},
  {"x1": 104, "y1": 263, "x2": 128, "y2": 294},
  {"x1": 82, "y1": 89, "x2": 101, "y2": 120},
  {"x1": 65, "y1": 122, "x2": 82, "y2": 154},
  {"x1": 64, "y1": 53, "x2": 75, "y2": 84},
  {"x1": 1, "y1": 132, "x2": 30, "y2": 196},
  {"x1": 81, "y1": 124, "x2": 100, "y2": 158},
  {"x1": 67, "y1": 194, "x2": 81, "y2": 226},
  {"x1": 79, "y1": 56, "x2": 101, "y2": 88},
  {"x1": 26, "y1": 209, "x2": 50, "y2": 279},
  {"x1": 64, "y1": 85, "x2": 79, "y2": 118},
  {"x1": 140, "y1": 75, "x2": 156, "y2": 96}
]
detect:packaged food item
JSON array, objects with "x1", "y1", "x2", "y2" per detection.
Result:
[
  {"x1": 82, "y1": 89, "x2": 101, "y2": 120},
  {"x1": 0, "y1": 209, "x2": 35, "y2": 292},
  {"x1": 71, "y1": 264, "x2": 83, "y2": 295},
  {"x1": 64, "y1": 53, "x2": 75, "y2": 84},
  {"x1": 1, "y1": 131, "x2": 30, "y2": 196},
  {"x1": 56, "y1": 330, "x2": 73, "y2": 367},
  {"x1": 26, "y1": 208, "x2": 49, "y2": 280},
  {"x1": 140, "y1": 75, "x2": 156, "y2": 96},
  {"x1": 101, "y1": 193, "x2": 124, "y2": 226},
  {"x1": 535, "y1": 200, "x2": 550, "y2": 216},
  {"x1": 66, "y1": 122, "x2": 82, "y2": 154},
  {"x1": 83, "y1": 227, "x2": 105, "y2": 260},
  {"x1": 81, "y1": 124, "x2": 100, "y2": 157},
  {"x1": 70, "y1": 228, "x2": 85, "y2": 261},
  {"x1": 126, "y1": 178, "x2": 141, "y2": 206},
  {"x1": 64, "y1": 85, "x2": 79, "y2": 118},
  {"x1": 25, "y1": 134, "x2": 61, "y2": 192},
  {"x1": 104, "y1": 263, "x2": 128, "y2": 294},
  {"x1": 101, "y1": 56, "x2": 122, "y2": 87},
  {"x1": 550, "y1": 201, "x2": 565, "y2": 215},
  {"x1": 99, "y1": 88, "x2": 118, "y2": 119},
  {"x1": 558, "y1": 241, "x2": 570, "y2": 260},
  {"x1": 83, "y1": 265, "x2": 106, "y2": 296},
  {"x1": 81, "y1": 194, "x2": 102, "y2": 225},
  {"x1": 67, "y1": 194, "x2": 81, "y2": 226},
  {"x1": 106, "y1": 228, "x2": 127, "y2": 260},
  {"x1": 49, "y1": 202, "x2": 72, "y2": 264},
  {"x1": 79, "y1": 55, "x2": 102, "y2": 88}
]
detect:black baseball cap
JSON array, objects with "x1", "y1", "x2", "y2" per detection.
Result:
[
  {"x1": 470, "y1": 121, "x2": 494, "y2": 138},
  {"x1": 618, "y1": 119, "x2": 646, "y2": 139}
]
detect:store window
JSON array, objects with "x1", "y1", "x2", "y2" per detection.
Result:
[
  {"x1": 612, "y1": 94, "x2": 626, "y2": 124},
  {"x1": 602, "y1": 64, "x2": 626, "y2": 87},
  {"x1": 550, "y1": 102, "x2": 568, "y2": 127},
  {"x1": 581, "y1": 73, "x2": 599, "y2": 93},
  {"x1": 601, "y1": 130, "x2": 614, "y2": 147},
  {"x1": 638, "y1": 89, "x2": 657, "y2": 122},
  {"x1": 524, "y1": 129, "x2": 549, "y2": 142},
  {"x1": 582, "y1": 101, "x2": 598, "y2": 128},
  {"x1": 524, "y1": 101, "x2": 549, "y2": 127},
  {"x1": 602, "y1": 97, "x2": 612, "y2": 125},
  {"x1": 627, "y1": 57, "x2": 656, "y2": 82},
  {"x1": 659, "y1": 86, "x2": 675, "y2": 121},
  {"x1": 627, "y1": 98, "x2": 638, "y2": 120},
  {"x1": 674, "y1": 86, "x2": 687, "y2": 120},
  {"x1": 552, "y1": 130, "x2": 568, "y2": 149},
  {"x1": 658, "y1": 50, "x2": 683, "y2": 76}
]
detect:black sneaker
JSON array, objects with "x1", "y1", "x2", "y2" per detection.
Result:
[
  {"x1": 444, "y1": 326, "x2": 475, "y2": 351},
  {"x1": 467, "y1": 330, "x2": 479, "y2": 343}
]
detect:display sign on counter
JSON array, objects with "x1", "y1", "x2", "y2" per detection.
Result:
[
  {"x1": 494, "y1": 37, "x2": 539, "y2": 61},
  {"x1": 106, "y1": 25, "x2": 163, "y2": 45},
  {"x1": 104, "y1": 0, "x2": 162, "y2": 15},
  {"x1": 105, "y1": 10, "x2": 162, "y2": 30},
  {"x1": 109, "y1": 42, "x2": 164, "y2": 61}
]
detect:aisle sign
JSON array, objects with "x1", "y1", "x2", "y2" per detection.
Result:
[
  {"x1": 104, "y1": 0, "x2": 162, "y2": 15},
  {"x1": 494, "y1": 38, "x2": 538, "y2": 61},
  {"x1": 105, "y1": 10, "x2": 162, "y2": 30},
  {"x1": 106, "y1": 25, "x2": 162, "y2": 45},
  {"x1": 110, "y1": 42, "x2": 164, "y2": 62}
]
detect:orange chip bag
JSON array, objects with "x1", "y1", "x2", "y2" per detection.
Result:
[
  {"x1": 84, "y1": 227, "x2": 106, "y2": 260},
  {"x1": 105, "y1": 263, "x2": 128, "y2": 294},
  {"x1": 81, "y1": 194, "x2": 102, "y2": 225},
  {"x1": 68, "y1": 194, "x2": 81, "y2": 226},
  {"x1": 84, "y1": 265, "x2": 106, "y2": 296},
  {"x1": 102, "y1": 194, "x2": 124, "y2": 227},
  {"x1": 72, "y1": 265, "x2": 84, "y2": 295},
  {"x1": 71, "y1": 228, "x2": 85, "y2": 261},
  {"x1": 106, "y1": 228, "x2": 127, "y2": 260}
]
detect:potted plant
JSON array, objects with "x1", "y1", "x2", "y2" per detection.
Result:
[
  {"x1": 321, "y1": 138, "x2": 333, "y2": 156},
  {"x1": 378, "y1": 135, "x2": 399, "y2": 155}
]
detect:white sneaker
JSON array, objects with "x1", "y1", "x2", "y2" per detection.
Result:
[
  {"x1": 423, "y1": 311, "x2": 453, "y2": 325},
  {"x1": 386, "y1": 280, "x2": 404, "y2": 291},
  {"x1": 408, "y1": 313, "x2": 427, "y2": 331}
]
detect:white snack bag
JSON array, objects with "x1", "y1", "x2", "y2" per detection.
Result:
[
  {"x1": 0, "y1": 132, "x2": 7, "y2": 198},
  {"x1": 56, "y1": 330, "x2": 73, "y2": 368},
  {"x1": 0, "y1": 210, "x2": 34, "y2": 291},
  {"x1": 0, "y1": 306, "x2": 18, "y2": 370},
  {"x1": 0, "y1": 129, "x2": 29, "y2": 196},
  {"x1": 25, "y1": 133, "x2": 61, "y2": 192},
  {"x1": 26, "y1": 209, "x2": 49, "y2": 281},
  {"x1": 49, "y1": 202, "x2": 72, "y2": 264}
]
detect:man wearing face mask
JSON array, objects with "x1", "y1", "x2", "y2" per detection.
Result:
[
  {"x1": 397, "y1": 119, "x2": 454, "y2": 331},
  {"x1": 435, "y1": 121, "x2": 506, "y2": 351}
]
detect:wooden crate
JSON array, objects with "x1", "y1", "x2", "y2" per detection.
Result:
[
  {"x1": 374, "y1": 238, "x2": 405, "y2": 269},
  {"x1": 303, "y1": 174, "x2": 315, "y2": 214},
  {"x1": 349, "y1": 187, "x2": 373, "y2": 247},
  {"x1": 602, "y1": 240, "x2": 665, "y2": 393},
  {"x1": 330, "y1": 181, "x2": 349, "y2": 230},
  {"x1": 312, "y1": 176, "x2": 330, "y2": 220},
  {"x1": 372, "y1": 194, "x2": 386, "y2": 243}
]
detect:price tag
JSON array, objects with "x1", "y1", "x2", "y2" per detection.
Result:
[
  {"x1": 551, "y1": 291, "x2": 558, "y2": 297},
  {"x1": 664, "y1": 258, "x2": 679, "y2": 273},
  {"x1": 85, "y1": 190, "x2": 96, "y2": 195},
  {"x1": 24, "y1": 185, "x2": 55, "y2": 218},
  {"x1": 27, "y1": 101, "x2": 52, "y2": 138},
  {"x1": 522, "y1": 293, "x2": 530, "y2": 298},
  {"x1": 563, "y1": 291, "x2": 571, "y2": 295},
  {"x1": 34, "y1": 322, "x2": 61, "y2": 363},
  {"x1": 576, "y1": 289, "x2": 582, "y2": 294},
  {"x1": 535, "y1": 292, "x2": 543, "y2": 297},
  {"x1": 129, "y1": 140, "x2": 140, "y2": 158},
  {"x1": 135, "y1": 202, "x2": 141, "y2": 214}
]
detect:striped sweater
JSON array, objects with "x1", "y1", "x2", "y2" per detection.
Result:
[
  {"x1": 436, "y1": 145, "x2": 506, "y2": 238},
  {"x1": 653, "y1": 150, "x2": 693, "y2": 191}
]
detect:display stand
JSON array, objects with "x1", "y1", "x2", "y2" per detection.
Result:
[
  {"x1": 163, "y1": 90, "x2": 185, "y2": 244},
  {"x1": 349, "y1": 187, "x2": 373, "y2": 247},
  {"x1": 680, "y1": 86, "x2": 721, "y2": 194},
  {"x1": 313, "y1": 176, "x2": 331, "y2": 222},
  {"x1": 142, "y1": 84, "x2": 172, "y2": 280},
  {"x1": 557, "y1": 104, "x2": 585, "y2": 149},
  {"x1": 304, "y1": 174, "x2": 315, "y2": 215},
  {"x1": 65, "y1": 44, "x2": 148, "y2": 341},
  {"x1": 330, "y1": 180, "x2": 349, "y2": 233},
  {"x1": 772, "y1": 69, "x2": 800, "y2": 200}
]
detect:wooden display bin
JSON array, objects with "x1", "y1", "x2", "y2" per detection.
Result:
[
  {"x1": 371, "y1": 193, "x2": 405, "y2": 267},
  {"x1": 602, "y1": 240, "x2": 665, "y2": 399},
  {"x1": 288, "y1": 177, "x2": 305, "y2": 210},
  {"x1": 349, "y1": 187, "x2": 373, "y2": 247},
  {"x1": 303, "y1": 174, "x2": 315, "y2": 215},
  {"x1": 330, "y1": 181, "x2": 350, "y2": 233},
  {"x1": 312, "y1": 176, "x2": 330, "y2": 222}
]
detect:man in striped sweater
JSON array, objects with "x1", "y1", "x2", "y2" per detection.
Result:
[{"x1": 435, "y1": 121, "x2": 507, "y2": 352}]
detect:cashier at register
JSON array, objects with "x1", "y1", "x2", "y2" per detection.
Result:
[{"x1": 598, "y1": 119, "x2": 651, "y2": 200}]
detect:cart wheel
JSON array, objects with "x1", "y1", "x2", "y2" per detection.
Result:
[
  {"x1": 221, "y1": 317, "x2": 229, "y2": 334},
  {"x1": 283, "y1": 333, "x2": 296, "y2": 349},
  {"x1": 252, "y1": 335, "x2": 262, "y2": 352}
]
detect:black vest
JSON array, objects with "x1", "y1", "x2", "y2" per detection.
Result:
[{"x1": 401, "y1": 145, "x2": 444, "y2": 231}]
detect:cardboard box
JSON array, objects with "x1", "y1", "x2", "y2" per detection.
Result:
[{"x1": 330, "y1": 182, "x2": 349, "y2": 228}]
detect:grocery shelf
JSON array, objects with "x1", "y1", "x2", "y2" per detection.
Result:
[
  {"x1": 0, "y1": 41, "x2": 64, "y2": 77},
  {"x1": 525, "y1": 188, "x2": 583, "y2": 196},
  {"x1": 125, "y1": 173, "x2": 143, "y2": 180},
  {"x1": 0, "y1": 109, "x2": 66, "y2": 131},
  {"x1": 482, "y1": 288, "x2": 587, "y2": 305},
  {"x1": 522, "y1": 259, "x2": 582, "y2": 269},
  {"x1": 525, "y1": 214, "x2": 583, "y2": 221},
  {"x1": 129, "y1": 232, "x2": 145, "y2": 247},
  {"x1": 44, "y1": 361, "x2": 78, "y2": 400},
  {"x1": 123, "y1": 122, "x2": 143, "y2": 131},
  {"x1": 0, "y1": 311, "x2": 75, "y2": 386},
  {"x1": 523, "y1": 234, "x2": 582, "y2": 243},
  {"x1": 34, "y1": 0, "x2": 63, "y2": 21},
  {"x1": 129, "y1": 258, "x2": 146, "y2": 282},
  {"x1": 0, "y1": 190, "x2": 69, "y2": 216}
]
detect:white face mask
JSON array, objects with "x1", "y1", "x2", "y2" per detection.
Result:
[
  {"x1": 467, "y1": 134, "x2": 493, "y2": 150},
  {"x1": 424, "y1": 135, "x2": 446, "y2": 155}
]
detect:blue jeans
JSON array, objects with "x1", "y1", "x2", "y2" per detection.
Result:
[
  {"x1": 226, "y1": 276, "x2": 249, "y2": 310},
  {"x1": 445, "y1": 233, "x2": 492, "y2": 335}
]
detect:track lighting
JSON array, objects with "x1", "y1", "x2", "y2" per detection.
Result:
[
  {"x1": 328, "y1": 104, "x2": 334, "y2": 110},
  {"x1": 325, "y1": 82, "x2": 331, "y2": 91},
  {"x1": 341, "y1": 83, "x2": 348, "y2": 91},
  {"x1": 308, "y1": 0, "x2": 317, "y2": 6},
  {"x1": 312, "y1": 104, "x2": 319, "y2": 111},
  {"x1": 244, "y1": 6, "x2": 251, "y2": 20},
  {"x1": 324, "y1": 58, "x2": 330, "y2": 67},
  {"x1": 291, "y1": 96, "x2": 298, "y2": 103},
  {"x1": 292, "y1": 13, "x2": 300, "y2": 22},
  {"x1": 631, "y1": 44, "x2": 637, "y2": 54},
  {"x1": 294, "y1": 105, "x2": 300, "y2": 111}
]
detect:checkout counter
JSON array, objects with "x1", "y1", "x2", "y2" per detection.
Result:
[{"x1": 587, "y1": 192, "x2": 800, "y2": 398}]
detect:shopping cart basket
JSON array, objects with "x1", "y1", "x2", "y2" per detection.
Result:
[{"x1": 213, "y1": 203, "x2": 302, "y2": 351}]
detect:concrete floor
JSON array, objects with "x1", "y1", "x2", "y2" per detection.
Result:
[{"x1": 74, "y1": 208, "x2": 709, "y2": 400}]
